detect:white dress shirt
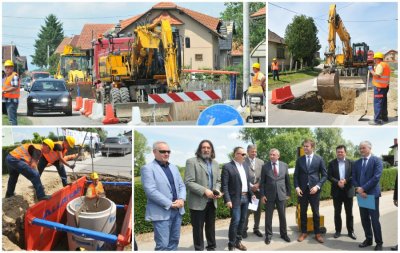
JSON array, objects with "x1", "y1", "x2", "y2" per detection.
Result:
[{"x1": 234, "y1": 160, "x2": 248, "y2": 193}]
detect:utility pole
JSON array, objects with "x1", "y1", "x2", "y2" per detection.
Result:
[
  {"x1": 10, "y1": 41, "x2": 14, "y2": 63},
  {"x1": 243, "y1": 2, "x2": 250, "y2": 93},
  {"x1": 47, "y1": 44, "x2": 50, "y2": 69}
]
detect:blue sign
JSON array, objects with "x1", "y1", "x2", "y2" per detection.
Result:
[{"x1": 197, "y1": 104, "x2": 244, "y2": 126}]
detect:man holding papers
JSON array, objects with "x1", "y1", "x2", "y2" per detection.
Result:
[{"x1": 352, "y1": 141, "x2": 383, "y2": 251}]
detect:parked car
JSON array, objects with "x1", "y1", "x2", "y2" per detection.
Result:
[
  {"x1": 26, "y1": 78, "x2": 73, "y2": 116},
  {"x1": 101, "y1": 136, "x2": 132, "y2": 156},
  {"x1": 21, "y1": 77, "x2": 32, "y2": 91}
]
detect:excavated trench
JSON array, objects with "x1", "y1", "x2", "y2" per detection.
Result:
[{"x1": 278, "y1": 88, "x2": 359, "y2": 115}]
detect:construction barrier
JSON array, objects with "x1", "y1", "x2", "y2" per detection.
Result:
[
  {"x1": 89, "y1": 103, "x2": 104, "y2": 120},
  {"x1": 128, "y1": 106, "x2": 145, "y2": 125},
  {"x1": 148, "y1": 90, "x2": 222, "y2": 104},
  {"x1": 80, "y1": 98, "x2": 89, "y2": 114},
  {"x1": 271, "y1": 85, "x2": 295, "y2": 104},
  {"x1": 84, "y1": 100, "x2": 94, "y2": 117},
  {"x1": 74, "y1": 96, "x2": 83, "y2": 111},
  {"x1": 102, "y1": 104, "x2": 119, "y2": 124}
]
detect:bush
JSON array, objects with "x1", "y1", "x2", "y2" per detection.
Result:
[{"x1": 2, "y1": 145, "x2": 18, "y2": 174}]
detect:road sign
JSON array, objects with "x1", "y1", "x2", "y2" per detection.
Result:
[{"x1": 197, "y1": 104, "x2": 244, "y2": 126}]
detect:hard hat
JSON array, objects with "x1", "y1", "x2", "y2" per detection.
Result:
[
  {"x1": 373, "y1": 52, "x2": 384, "y2": 59},
  {"x1": 90, "y1": 172, "x2": 99, "y2": 180},
  {"x1": 273, "y1": 58, "x2": 277, "y2": 61},
  {"x1": 65, "y1": 136, "x2": 75, "y2": 148},
  {"x1": 43, "y1": 138, "x2": 55, "y2": 150},
  {"x1": 252, "y1": 63, "x2": 260, "y2": 69},
  {"x1": 4, "y1": 60, "x2": 14, "y2": 67}
]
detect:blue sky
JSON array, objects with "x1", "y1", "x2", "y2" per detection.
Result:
[
  {"x1": 2, "y1": 1, "x2": 227, "y2": 70},
  {"x1": 136, "y1": 127, "x2": 398, "y2": 167},
  {"x1": 268, "y1": 2, "x2": 398, "y2": 55}
]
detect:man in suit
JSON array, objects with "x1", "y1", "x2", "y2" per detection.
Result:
[
  {"x1": 391, "y1": 175, "x2": 398, "y2": 251},
  {"x1": 327, "y1": 145, "x2": 357, "y2": 240},
  {"x1": 243, "y1": 144, "x2": 264, "y2": 239},
  {"x1": 141, "y1": 141, "x2": 186, "y2": 251},
  {"x1": 260, "y1": 148, "x2": 291, "y2": 244},
  {"x1": 222, "y1": 147, "x2": 255, "y2": 251},
  {"x1": 352, "y1": 141, "x2": 383, "y2": 251},
  {"x1": 184, "y1": 140, "x2": 222, "y2": 251},
  {"x1": 294, "y1": 139, "x2": 327, "y2": 243}
]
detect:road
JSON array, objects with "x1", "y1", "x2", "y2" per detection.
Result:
[{"x1": 136, "y1": 191, "x2": 398, "y2": 251}]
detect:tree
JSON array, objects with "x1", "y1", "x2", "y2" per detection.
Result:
[
  {"x1": 47, "y1": 131, "x2": 60, "y2": 141},
  {"x1": 220, "y1": 2, "x2": 266, "y2": 48},
  {"x1": 314, "y1": 128, "x2": 347, "y2": 164},
  {"x1": 49, "y1": 53, "x2": 60, "y2": 75},
  {"x1": 134, "y1": 131, "x2": 150, "y2": 177},
  {"x1": 284, "y1": 15, "x2": 321, "y2": 68},
  {"x1": 31, "y1": 14, "x2": 64, "y2": 68}
]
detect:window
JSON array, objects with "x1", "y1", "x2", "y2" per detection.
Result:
[
  {"x1": 195, "y1": 54, "x2": 203, "y2": 61},
  {"x1": 185, "y1": 37, "x2": 191, "y2": 48},
  {"x1": 277, "y1": 47, "x2": 285, "y2": 59}
]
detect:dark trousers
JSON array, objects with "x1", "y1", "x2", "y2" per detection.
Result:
[
  {"x1": 190, "y1": 202, "x2": 216, "y2": 251},
  {"x1": 265, "y1": 198, "x2": 288, "y2": 239},
  {"x1": 359, "y1": 197, "x2": 382, "y2": 245},
  {"x1": 373, "y1": 86, "x2": 388, "y2": 122},
  {"x1": 299, "y1": 189, "x2": 320, "y2": 234},
  {"x1": 333, "y1": 191, "x2": 354, "y2": 233},
  {"x1": 244, "y1": 191, "x2": 262, "y2": 232},
  {"x1": 272, "y1": 70, "x2": 280, "y2": 81},
  {"x1": 38, "y1": 156, "x2": 68, "y2": 186},
  {"x1": 228, "y1": 195, "x2": 249, "y2": 246}
]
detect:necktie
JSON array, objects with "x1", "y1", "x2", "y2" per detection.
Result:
[
  {"x1": 273, "y1": 162, "x2": 278, "y2": 177},
  {"x1": 362, "y1": 158, "x2": 368, "y2": 170},
  {"x1": 307, "y1": 156, "x2": 311, "y2": 168},
  {"x1": 360, "y1": 157, "x2": 368, "y2": 184}
]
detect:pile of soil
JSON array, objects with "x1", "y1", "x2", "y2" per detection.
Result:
[{"x1": 322, "y1": 88, "x2": 357, "y2": 114}]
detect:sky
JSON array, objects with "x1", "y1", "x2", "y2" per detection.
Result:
[
  {"x1": 136, "y1": 127, "x2": 398, "y2": 167},
  {"x1": 5, "y1": 127, "x2": 131, "y2": 143},
  {"x1": 268, "y1": 2, "x2": 398, "y2": 56},
  {"x1": 2, "y1": 1, "x2": 227, "y2": 70}
]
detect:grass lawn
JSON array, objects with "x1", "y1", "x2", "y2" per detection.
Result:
[
  {"x1": 2, "y1": 114, "x2": 32, "y2": 125},
  {"x1": 268, "y1": 70, "x2": 320, "y2": 91}
]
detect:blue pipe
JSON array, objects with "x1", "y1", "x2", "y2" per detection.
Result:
[
  {"x1": 32, "y1": 218, "x2": 118, "y2": 244},
  {"x1": 86, "y1": 181, "x2": 132, "y2": 186},
  {"x1": 116, "y1": 204, "x2": 125, "y2": 209}
]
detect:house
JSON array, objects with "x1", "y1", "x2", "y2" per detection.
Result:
[
  {"x1": 2, "y1": 45, "x2": 28, "y2": 74},
  {"x1": 268, "y1": 29, "x2": 290, "y2": 71},
  {"x1": 390, "y1": 138, "x2": 398, "y2": 166},
  {"x1": 250, "y1": 6, "x2": 266, "y2": 72},
  {"x1": 55, "y1": 35, "x2": 80, "y2": 54},
  {"x1": 219, "y1": 21, "x2": 236, "y2": 68},
  {"x1": 384, "y1": 50, "x2": 398, "y2": 63},
  {"x1": 117, "y1": 2, "x2": 226, "y2": 70},
  {"x1": 231, "y1": 43, "x2": 243, "y2": 66}
]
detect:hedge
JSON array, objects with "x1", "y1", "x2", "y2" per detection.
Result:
[{"x1": 2, "y1": 145, "x2": 18, "y2": 174}]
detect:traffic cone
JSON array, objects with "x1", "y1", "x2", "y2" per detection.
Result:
[
  {"x1": 85, "y1": 100, "x2": 94, "y2": 117},
  {"x1": 74, "y1": 96, "x2": 83, "y2": 111},
  {"x1": 102, "y1": 104, "x2": 119, "y2": 124},
  {"x1": 81, "y1": 99, "x2": 89, "y2": 115}
]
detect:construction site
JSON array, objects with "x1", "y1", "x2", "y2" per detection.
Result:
[
  {"x1": 2, "y1": 128, "x2": 132, "y2": 251},
  {"x1": 268, "y1": 3, "x2": 398, "y2": 125}
]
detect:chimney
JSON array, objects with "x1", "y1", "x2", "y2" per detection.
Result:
[{"x1": 394, "y1": 138, "x2": 398, "y2": 145}]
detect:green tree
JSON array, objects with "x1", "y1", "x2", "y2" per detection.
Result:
[
  {"x1": 49, "y1": 53, "x2": 60, "y2": 75},
  {"x1": 284, "y1": 15, "x2": 321, "y2": 67},
  {"x1": 31, "y1": 14, "x2": 64, "y2": 68},
  {"x1": 220, "y1": 2, "x2": 266, "y2": 48},
  {"x1": 134, "y1": 131, "x2": 150, "y2": 177},
  {"x1": 314, "y1": 128, "x2": 347, "y2": 164},
  {"x1": 47, "y1": 131, "x2": 60, "y2": 141}
]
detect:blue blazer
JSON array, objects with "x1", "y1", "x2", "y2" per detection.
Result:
[
  {"x1": 352, "y1": 155, "x2": 382, "y2": 198},
  {"x1": 141, "y1": 160, "x2": 186, "y2": 221},
  {"x1": 294, "y1": 154, "x2": 327, "y2": 192}
]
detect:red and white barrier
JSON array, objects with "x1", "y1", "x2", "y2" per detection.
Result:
[{"x1": 148, "y1": 90, "x2": 222, "y2": 104}]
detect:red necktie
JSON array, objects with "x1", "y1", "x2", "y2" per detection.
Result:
[{"x1": 273, "y1": 163, "x2": 278, "y2": 177}]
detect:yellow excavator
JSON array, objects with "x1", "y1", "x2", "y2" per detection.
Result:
[
  {"x1": 56, "y1": 45, "x2": 91, "y2": 85},
  {"x1": 317, "y1": 4, "x2": 371, "y2": 100}
]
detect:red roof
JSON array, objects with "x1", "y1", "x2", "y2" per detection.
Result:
[
  {"x1": 55, "y1": 35, "x2": 80, "y2": 54},
  {"x1": 251, "y1": 7, "x2": 266, "y2": 18},
  {"x1": 152, "y1": 11, "x2": 183, "y2": 25},
  {"x1": 75, "y1": 24, "x2": 114, "y2": 50},
  {"x1": 231, "y1": 44, "x2": 243, "y2": 56},
  {"x1": 152, "y1": 2, "x2": 177, "y2": 9},
  {"x1": 120, "y1": 14, "x2": 142, "y2": 30}
]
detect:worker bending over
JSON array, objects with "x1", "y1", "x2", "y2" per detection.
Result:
[{"x1": 86, "y1": 172, "x2": 105, "y2": 199}]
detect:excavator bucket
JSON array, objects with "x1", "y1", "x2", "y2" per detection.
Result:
[{"x1": 317, "y1": 71, "x2": 341, "y2": 100}]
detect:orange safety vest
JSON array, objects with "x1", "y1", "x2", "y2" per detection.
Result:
[
  {"x1": 10, "y1": 143, "x2": 41, "y2": 163},
  {"x1": 86, "y1": 181, "x2": 105, "y2": 199},
  {"x1": 42, "y1": 141, "x2": 64, "y2": 164},
  {"x1": 372, "y1": 62, "x2": 391, "y2": 88},
  {"x1": 271, "y1": 62, "x2": 279, "y2": 71},
  {"x1": 252, "y1": 72, "x2": 262, "y2": 87},
  {"x1": 2, "y1": 72, "x2": 20, "y2": 99}
]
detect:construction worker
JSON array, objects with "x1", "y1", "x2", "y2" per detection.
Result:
[
  {"x1": 86, "y1": 172, "x2": 105, "y2": 199},
  {"x1": 368, "y1": 52, "x2": 391, "y2": 125},
  {"x1": 356, "y1": 47, "x2": 364, "y2": 62},
  {"x1": 251, "y1": 62, "x2": 266, "y2": 92},
  {"x1": 70, "y1": 59, "x2": 79, "y2": 70},
  {"x1": 2, "y1": 60, "x2": 20, "y2": 125},
  {"x1": 5, "y1": 139, "x2": 55, "y2": 201},
  {"x1": 271, "y1": 58, "x2": 280, "y2": 81},
  {"x1": 37, "y1": 136, "x2": 77, "y2": 186}
]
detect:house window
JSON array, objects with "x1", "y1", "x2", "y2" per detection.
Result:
[
  {"x1": 277, "y1": 47, "x2": 285, "y2": 59},
  {"x1": 195, "y1": 54, "x2": 203, "y2": 61},
  {"x1": 185, "y1": 37, "x2": 191, "y2": 48}
]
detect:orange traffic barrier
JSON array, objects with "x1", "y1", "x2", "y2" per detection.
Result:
[
  {"x1": 84, "y1": 100, "x2": 94, "y2": 117},
  {"x1": 73, "y1": 96, "x2": 83, "y2": 111},
  {"x1": 81, "y1": 99, "x2": 89, "y2": 115},
  {"x1": 271, "y1": 85, "x2": 294, "y2": 104},
  {"x1": 102, "y1": 104, "x2": 119, "y2": 124}
]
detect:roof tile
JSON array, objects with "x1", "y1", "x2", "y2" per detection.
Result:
[
  {"x1": 76, "y1": 24, "x2": 114, "y2": 50},
  {"x1": 251, "y1": 7, "x2": 266, "y2": 18}
]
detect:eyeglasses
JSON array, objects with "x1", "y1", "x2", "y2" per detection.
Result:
[
  {"x1": 158, "y1": 150, "x2": 171, "y2": 154},
  {"x1": 236, "y1": 153, "x2": 247, "y2": 157}
]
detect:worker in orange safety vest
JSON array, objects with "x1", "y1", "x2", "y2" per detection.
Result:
[
  {"x1": 271, "y1": 58, "x2": 280, "y2": 81},
  {"x1": 86, "y1": 172, "x2": 105, "y2": 199},
  {"x1": 251, "y1": 62, "x2": 266, "y2": 92},
  {"x1": 2, "y1": 60, "x2": 20, "y2": 125}
]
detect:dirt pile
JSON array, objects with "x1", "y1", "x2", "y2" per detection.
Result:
[{"x1": 322, "y1": 88, "x2": 357, "y2": 114}]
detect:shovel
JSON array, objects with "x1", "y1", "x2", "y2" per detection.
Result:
[{"x1": 358, "y1": 70, "x2": 370, "y2": 121}]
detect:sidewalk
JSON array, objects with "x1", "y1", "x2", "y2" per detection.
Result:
[{"x1": 136, "y1": 191, "x2": 398, "y2": 251}]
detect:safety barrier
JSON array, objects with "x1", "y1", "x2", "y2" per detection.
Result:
[
  {"x1": 102, "y1": 104, "x2": 119, "y2": 124},
  {"x1": 74, "y1": 96, "x2": 83, "y2": 111},
  {"x1": 84, "y1": 100, "x2": 94, "y2": 117},
  {"x1": 89, "y1": 103, "x2": 104, "y2": 120},
  {"x1": 271, "y1": 85, "x2": 295, "y2": 104},
  {"x1": 148, "y1": 90, "x2": 222, "y2": 104}
]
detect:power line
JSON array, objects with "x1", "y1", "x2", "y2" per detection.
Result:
[
  {"x1": 3, "y1": 14, "x2": 132, "y2": 20},
  {"x1": 4, "y1": 25, "x2": 76, "y2": 32},
  {"x1": 3, "y1": 34, "x2": 36, "y2": 39}
]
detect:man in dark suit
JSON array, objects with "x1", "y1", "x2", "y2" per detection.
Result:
[
  {"x1": 243, "y1": 144, "x2": 264, "y2": 239},
  {"x1": 391, "y1": 175, "x2": 398, "y2": 251},
  {"x1": 294, "y1": 139, "x2": 327, "y2": 243},
  {"x1": 353, "y1": 141, "x2": 383, "y2": 251},
  {"x1": 222, "y1": 147, "x2": 255, "y2": 251},
  {"x1": 260, "y1": 148, "x2": 291, "y2": 245},
  {"x1": 327, "y1": 145, "x2": 357, "y2": 240}
]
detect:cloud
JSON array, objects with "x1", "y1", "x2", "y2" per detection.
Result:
[{"x1": 228, "y1": 132, "x2": 240, "y2": 140}]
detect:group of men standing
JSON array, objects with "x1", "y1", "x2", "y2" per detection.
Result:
[{"x1": 141, "y1": 139, "x2": 388, "y2": 251}]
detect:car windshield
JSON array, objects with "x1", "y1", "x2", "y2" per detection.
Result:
[
  {"x1": 104, "y1": 138, "x2": 120, "y2": 144},
  {"x1": 33, "y1": 73, "x2": 50, "y2": 79},
  {"x1": 31, "y1": 81, "x2": 67, "y2": 91}
]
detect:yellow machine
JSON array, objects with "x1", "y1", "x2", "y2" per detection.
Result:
[
  {"x1": 317, "y1": 4, "x2": 371, "y2": 100},
  {"x1": 56, "y1": 45, "x2": 91, "y2": 85}
]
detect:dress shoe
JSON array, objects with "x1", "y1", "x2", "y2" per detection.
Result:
[
  {"x1": 375, "y1": 244, "x2": 383, "y2": 251},
  {"x1": 315, "y1": 234, "x2": 324, "y2": 243},
  {"x1": 38, "y1": 195, "x2": 51, "y2": 201},
  {"x1": 281, "y1": 234, "x2": 291, "y2": 242},
  {"x1": 235, "y1": 242, "x2": 247, "y2": 251},
  {"x1": 242, "y1": 231, "x2": 248, "y2": 238},
  {"x1": 297, "y1": 233, "x2": 308, "y2": 242},
  {"x1": 253, "y1": 230, "x2": 263, "y2": 237},
  {"x1": 334, "y1": 232, "x2": 341, "y2": 238},
  {"x1": 359, "y1": 240, "x2": 373, "y2": 248},
  {"x1": 391, "y1": 245, "x2": 398, "y2": 251},
  {"x1": 264, "y1": 238, "x2": 271, "y2": 245},
  {"x1": 348, "y1": 232, "x2": 357, "y2": 240}
]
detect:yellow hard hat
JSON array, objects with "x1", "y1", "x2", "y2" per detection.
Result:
[
  {"x1": 65, "y1": 136, "x2": 75, "y2": 148},
  {"x1": 4, "y1": 60, "x2": 14, "y2": 67},
  {"x1": 252, "y1": 63, "x2": 260, "y2": 69},
  {"x1": 90, "y1": 172, "x2": 99, "y2": 180},
  {"x1": 273, "y1": 58, "x2": 277, "y2": 61},
  {"x1": 373, "y1": 52, "x2": 384, "y2": 59},
  {"x1": 43, "y1": 138, "x2": 55, "y2": 150}
]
